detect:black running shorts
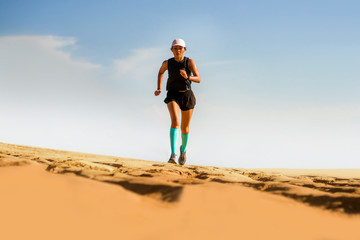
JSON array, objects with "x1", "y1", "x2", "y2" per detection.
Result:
[{"x1": 164, "y1": 90, "x2": 196, "y2": 111}]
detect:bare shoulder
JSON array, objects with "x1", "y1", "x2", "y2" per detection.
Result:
[
  {"x1": 188, "y1": 58, "x2": 197, "y2": 66},
  {"x1": 159, "y1": 60, "x2": 168, "y2": 72},
  {"x1": 188, "y1": 58, "x2": 198, "y2": 68}
]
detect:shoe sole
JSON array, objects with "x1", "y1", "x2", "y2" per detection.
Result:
[
  {"x1": 168, "y1": 159, "x2": 177, "y2": 164},
  {"x1": 179, "y1": 159, "x2": 186, "y2": 165}
]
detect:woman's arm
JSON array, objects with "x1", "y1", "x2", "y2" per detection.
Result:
[
  {"x1": 180, "y1": 58, "x2": 201, "y2": 83},
  {"x1": 154, "y1": 60, "x2": 168, "y2": 96}
]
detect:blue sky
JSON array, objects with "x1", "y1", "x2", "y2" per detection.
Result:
[{"x1": 0, "y1": 0, "x2": 359, "y2": 168}]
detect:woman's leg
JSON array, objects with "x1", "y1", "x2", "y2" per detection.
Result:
[
  {"x1": 180, "y1": 109, "x2": 193, "y2": 152},
  {"x1": 167, "y1": 101, "x2": 180, "y2": 155}
]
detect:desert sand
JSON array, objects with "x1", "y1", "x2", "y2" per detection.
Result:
[{"x1": 1, "y1": 142, "x2": 360, "y2": 240}]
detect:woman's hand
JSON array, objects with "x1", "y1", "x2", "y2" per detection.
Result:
[
  {"x1": 180, "y1": 69, "x2": 188, "y2": 79},
  {"x1": 154, "y1": 89, "x2": 161, "y2": 96}
]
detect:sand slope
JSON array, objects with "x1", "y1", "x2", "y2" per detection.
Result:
[{"x1": 1, "y1": 142, "x2": 360, "y2": 240}]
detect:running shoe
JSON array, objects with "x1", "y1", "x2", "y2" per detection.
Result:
[
  {"x1": 168, "y1": 153, "x2": 177, "y2": 164},
  {"x1": 178, "y1": 146, "x2": 187, "y2": 165}
]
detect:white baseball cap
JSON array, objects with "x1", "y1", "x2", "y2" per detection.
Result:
[{"x1": 172, "y1": 38, "x2": 186, "y2": 48}]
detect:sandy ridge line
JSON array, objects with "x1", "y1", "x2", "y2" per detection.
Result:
[{"x1": 1, "y1": 142, "x2": 360, "y2": 214}]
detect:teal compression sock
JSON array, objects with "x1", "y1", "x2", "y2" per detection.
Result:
[
  {"x1": 181, "y1": 133, "x2": 189, "y2": 152},
  {"x1": 170, "y1": 128, "x2": 179, "y2": 154}
]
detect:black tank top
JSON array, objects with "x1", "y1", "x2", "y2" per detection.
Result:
[{"x1": 166, "y1": 57, "x2": 192, "y2": 91}]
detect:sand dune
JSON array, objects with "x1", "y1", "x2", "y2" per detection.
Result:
[{"x1": 1, "y1": 142, "x2": 360, "y2": 240}]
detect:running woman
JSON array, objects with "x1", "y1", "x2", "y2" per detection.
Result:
[{"x1": 154, "y1": 39, "x2": 201, "y2": 165}]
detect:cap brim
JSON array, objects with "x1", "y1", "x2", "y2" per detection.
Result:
[{"x1": 172, "y1": 44, "x2": 186, "y2": 47}]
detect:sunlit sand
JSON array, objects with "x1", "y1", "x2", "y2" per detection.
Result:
[{"x1": 1, "y1": 142, "x2": 360, "y2": 240}]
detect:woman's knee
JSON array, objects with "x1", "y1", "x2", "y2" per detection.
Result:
[
  {"x1": 181, "y1": 126, "x2": 190, "y2": 134},
  {"x1": 171, "y1": 119, "x2": 180, "y2": 128}
]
